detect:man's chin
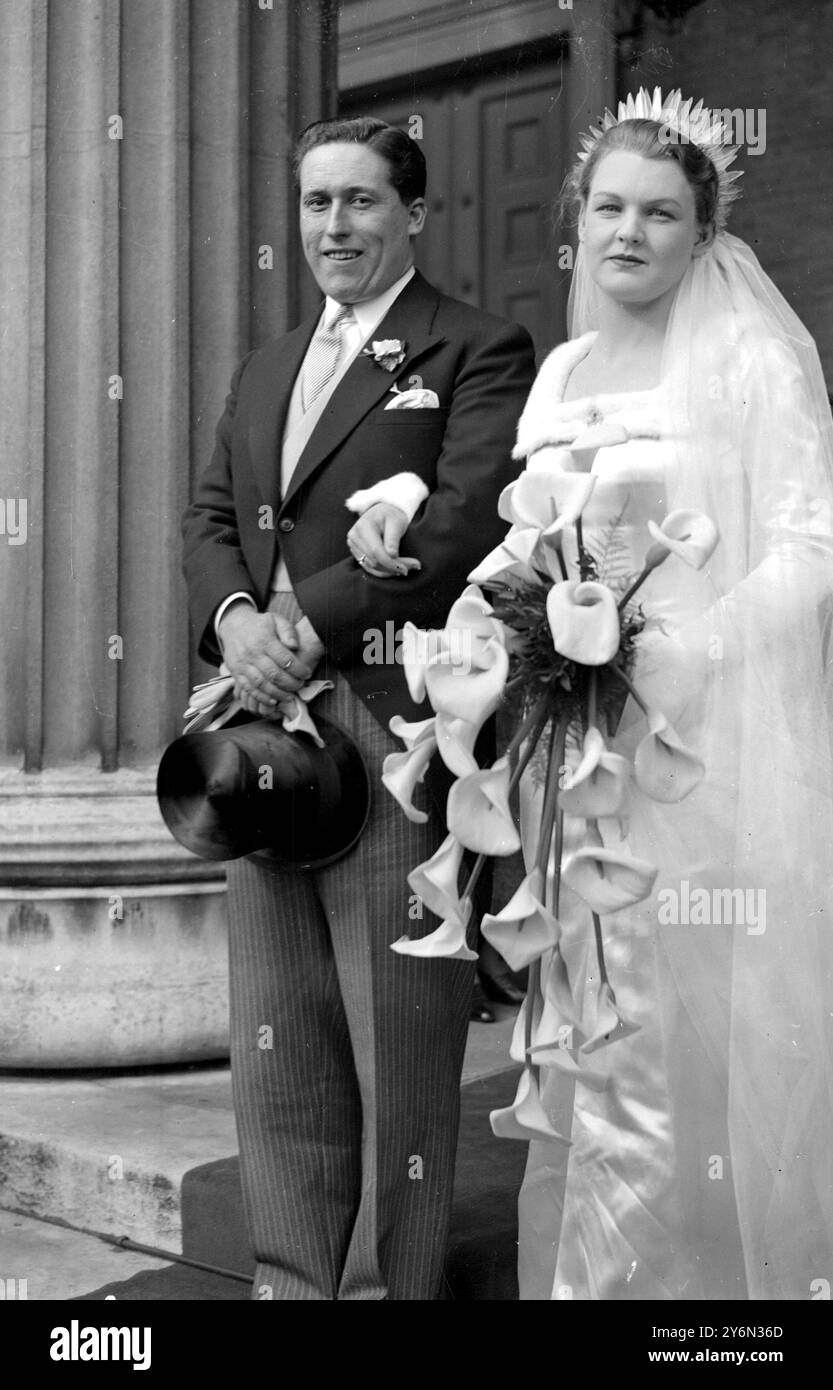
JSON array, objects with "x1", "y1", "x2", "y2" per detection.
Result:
[{"x1": 316, "y1": 260, "x2": 368, "y2": 299}]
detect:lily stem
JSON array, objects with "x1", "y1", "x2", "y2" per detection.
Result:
[
  {"x1": 524, "y1": 715, "x2": 568, "y2": 1058},
  {"x1": 576, "y1": 514, "x2": 589, "y2": 582},
  {"x1": 617, "y1": 566, "x2": 652, "y2": 611},
  {"x1": 591, "y1": 912, "x2": 609, "y2": 987},
  {"x1": 587, "y1": 668, "x2": 598, "y2": 734},
  {"x1": 610, "y1": 661, "x2": 650, "y2": 716}
]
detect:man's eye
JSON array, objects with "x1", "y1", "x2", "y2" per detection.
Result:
[
  {"x1": 304, "y1": 199, "x2": 327, "y2": 211},
  {"x1": 650, "y1": 208, "x2": 674, "y2": 219},
  {"x1": 351, "y1": 196, "x2": 372, "y2": 207}
]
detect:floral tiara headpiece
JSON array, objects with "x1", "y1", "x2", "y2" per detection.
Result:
[{"x1": 577, "y1": 87, "x2": 744, "y2": 228}]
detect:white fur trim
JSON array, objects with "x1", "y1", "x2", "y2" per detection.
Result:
[
  {"x1": 513, "y1": 333, "x2": 597, "y2": 459},
  {"x1": 345, "y1": 472, "x2": 430, "y2": 525}
]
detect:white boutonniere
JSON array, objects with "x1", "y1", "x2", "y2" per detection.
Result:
[{"x1": 363, "y1": 338, "x2": 407, "y2": 372}]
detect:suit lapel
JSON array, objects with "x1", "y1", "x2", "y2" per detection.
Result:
[
  {"x1": 247, "y1": 317, "x2": 317, "y2": 505},
  {"x1": 281, "y1": 273, "x2": 446, "y2": 509}
]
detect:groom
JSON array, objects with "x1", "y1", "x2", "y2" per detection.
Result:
[{"x1": 182, "y1": 117, "x2": 535, "y2": 1300}]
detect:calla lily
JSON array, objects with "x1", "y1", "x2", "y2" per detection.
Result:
[
  {"x1": 563, "y1": 824, "x2": 658, "y2": 914},
  {"x1": 579, "y1": 980, "x2": 640, "y2": 1054},
  {"x1": 407, "y1": 833, "x2": 466, "y2": 923},
  {"x1": 481, "y1": 867, "x2": 560, "y2": 971},
  {"x1": 511, "y1": 948, "x2": 578, "y2": 1063},
  {"x1": 467, "y1": 527, "x2": 540, "y2": 586},
  {"x1": 499, "y1": 470, "x2": 596, "y2": 533},
  {"x1": 489, "y1": 1066, "x2": 571, "y2": 1145},
  {"x1": 424, "y1": 637, "x2": 509, "y2": 724},
  {"x1": 388, "y1": 714, "x2": 436, "y2": 750},
  {"x1": 521, "y1": 956, "x2": 612, "y2": 1090},
  {"x1": 447, "y1": 758, "x2": 521, "y2": 857},
  {"x1": 566, "y1": 421, "x2": 629, "y2": 472},
  {"x1": 382, "y1": 738, "x2": 438, "y2": 824},
  {"x1": 646, "y1": 509, "x2": 719, "y2": 571},
  {"x1": 421, "y1": 587, "x2": 509, "y2": 724},
  {"x1": 445, "y1": 584, "x2": 503, "y2": 647},
  {"x1": 390, "y1": 907, "x2": 477, "y2": 962},
  {"x1": 559, "y1": 726, "x2": 631, "y2": 819},
  {"x1": 546, "y1": 579, "x2": 621, "y2": 666},
  {"x1": 400, "y1": 621, "x2": 444, "y2": 704},
  {"x1": 433, "y1": 712, "x2": 480, "y2": 778},
  {"x1": 633, "y1": 709, "x2": 705, "y2": 803}
]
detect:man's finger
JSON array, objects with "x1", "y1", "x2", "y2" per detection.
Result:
[{"x1": 272, "y1": 613, "x2": 300, "y2": 649}]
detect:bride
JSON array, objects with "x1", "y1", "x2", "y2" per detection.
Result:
[{"x1": 347, "y1": 90, "x2": 833, "y2": 1301}]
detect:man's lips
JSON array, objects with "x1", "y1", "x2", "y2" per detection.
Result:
[{"x1": 322, "y1": 249, "x2": 363, "y2": 261}]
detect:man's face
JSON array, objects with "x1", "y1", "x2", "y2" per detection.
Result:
[{"x1": 299, "y1": 143, "x2": 426, "y2": 303}]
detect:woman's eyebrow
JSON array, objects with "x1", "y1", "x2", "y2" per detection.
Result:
[{"x1": 591, "y1": 190, "x2": 683, "y2": 208}]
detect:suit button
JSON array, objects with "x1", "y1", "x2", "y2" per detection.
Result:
[{"x1": 278, "y1": 517, "x2": 295, "y2": 533}]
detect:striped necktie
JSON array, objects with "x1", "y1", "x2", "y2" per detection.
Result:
[{"x1": 301, "y1": 303, "x2": 354, "y2": 411}]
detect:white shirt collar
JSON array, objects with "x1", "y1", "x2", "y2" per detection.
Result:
[{"x1": 323, "y1": 265, "x2": 415, "y2": 339}]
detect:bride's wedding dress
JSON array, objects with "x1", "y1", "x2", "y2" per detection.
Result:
[{"x1": 515, "y1": 326, "x2": 833, "y2": 1301}]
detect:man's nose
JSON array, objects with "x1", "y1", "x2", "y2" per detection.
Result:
[{"x1": 325, "y1": 201, "x2": 350, "y2": 236}]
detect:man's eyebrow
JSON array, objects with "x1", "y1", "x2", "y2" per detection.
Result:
[
  {"x1": 591, "y1": 189, "x2": 683, "y2": 208},
  {"x1": 302, "y1": 184, "x2": 376, "y2": 198}
]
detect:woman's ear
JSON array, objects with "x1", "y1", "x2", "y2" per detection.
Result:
[
  {"x1": 693, "y1": 221, "x2": 716, "y2": 258},
  {"x1": 577, "y1": 204, "x2": 587, "y2": 243}
]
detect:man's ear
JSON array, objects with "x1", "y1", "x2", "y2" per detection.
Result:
[
  {"x1": 693, "y1": 221, "x2": 716, "y2": 257},
  {"x1": 408, "y1": 198, "x2": 427, "y2": 237}
]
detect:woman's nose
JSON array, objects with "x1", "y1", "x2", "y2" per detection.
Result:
[{"x1": 616, "y1": 213, "x2": 643, "y2": 243}]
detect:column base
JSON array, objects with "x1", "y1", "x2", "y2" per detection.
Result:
[{"x1": 0, "y1": 767, "x2": 229, "y2": 1068}]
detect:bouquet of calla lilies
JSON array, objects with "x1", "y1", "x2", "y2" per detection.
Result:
[{"x1": 384, "y1": 423, "x2": 719, "y2": 1144}]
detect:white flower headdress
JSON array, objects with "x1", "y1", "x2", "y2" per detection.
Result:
[{"x1": 577, "y1": 87, "x2": 744, "y2": 229}]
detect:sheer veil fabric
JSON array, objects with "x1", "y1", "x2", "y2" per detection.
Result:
[{"x1": 517, "y1": 234, "x2": 833, "y2": 1300}]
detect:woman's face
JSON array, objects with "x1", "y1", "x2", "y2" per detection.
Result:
[{"x1": 579, "y1": 150, "x2": 706, "y2": 309}]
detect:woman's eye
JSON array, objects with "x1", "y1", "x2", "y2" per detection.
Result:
[{"x1": 650, "y1": 208, "x2": 673, "y2": 219}]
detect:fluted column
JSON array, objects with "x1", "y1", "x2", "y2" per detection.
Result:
[{"x1": 0, "y1": 0, "x2": 337, "y2": 1066}]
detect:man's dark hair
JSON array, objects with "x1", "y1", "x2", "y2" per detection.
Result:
[{"x1": 293, "y1": 117, "x2": 427, "y2": 204}]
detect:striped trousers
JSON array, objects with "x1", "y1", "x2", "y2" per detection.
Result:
[{"x1": 227, "y1": 603, "x2": 474, "y2": 1300}]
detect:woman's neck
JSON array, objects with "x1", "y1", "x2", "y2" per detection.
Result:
[
  {"x1": 595, "y1": 289, "x2": 674, "y2": 357},
  {"x1": 565, "y1": 293, "x2": 674, "y2": 397}
]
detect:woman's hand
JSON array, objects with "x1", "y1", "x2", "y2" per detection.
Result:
[{"x1": 346, "y1": 502, "x2": 422, "y2": 580}]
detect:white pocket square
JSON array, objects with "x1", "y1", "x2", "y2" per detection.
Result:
[{"x1": 383, "y1": 387, "x2": 440, "y2": 410}]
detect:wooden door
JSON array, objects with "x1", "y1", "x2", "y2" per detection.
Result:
[{"x1": 341, "y1": 59, "x2": 570, "y2": 360}]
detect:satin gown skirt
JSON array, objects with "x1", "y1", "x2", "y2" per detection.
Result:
[{"x1": 517, "y1": 809, "x2": 748, "y2": 1301}]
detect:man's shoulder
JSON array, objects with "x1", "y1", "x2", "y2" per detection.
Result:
[{"x1": 427, "y1": 282, "x2": 529, "y2": 343}]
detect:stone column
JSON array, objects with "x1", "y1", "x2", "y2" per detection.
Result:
[{"x1": 0, "y1": 0, "x2": 337, "y2": 1067}]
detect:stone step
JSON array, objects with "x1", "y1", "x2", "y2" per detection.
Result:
[{"x1": 0, "y1": 1009, "x2": 523, "y2": 1299}]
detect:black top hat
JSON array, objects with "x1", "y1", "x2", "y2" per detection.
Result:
[{"x1": 157, "y1": 712, "x2": 371, "y2": 871}]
